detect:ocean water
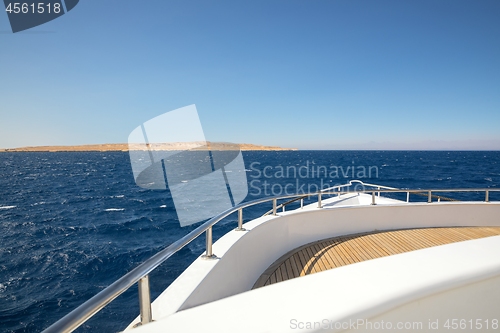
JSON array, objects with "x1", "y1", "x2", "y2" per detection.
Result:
[{"x1": 0, "y1": 151, "x2": 499, "y2": 332}]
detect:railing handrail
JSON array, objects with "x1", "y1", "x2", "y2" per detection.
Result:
[
  {"x1": 262, "y1": 180, "x2": 398, "y2": 216},
  {"x1": 320, "y1": 188, "x2": 500, "y2": 194},
  {"x1": 42, "y1": 180, "x2": 499, "y2": 333}
]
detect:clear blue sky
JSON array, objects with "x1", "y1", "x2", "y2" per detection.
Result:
[{"x1": 1, "y1": 0, "x2": 499, "y2": 150}]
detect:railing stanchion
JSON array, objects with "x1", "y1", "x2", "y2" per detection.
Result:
[
  {"x1": 318, "y1": 192, "x2": 322, "y2": 208},
  {"x1": 235, "y1": 208, "x2": 246, "y2": 231},
  {"x1": 378, "y1": 187, "x2": 380, "y2": 197},
  {"x1": 486, "y1": 190, "x2": 490, "y2": 203},
  {"x1": 428, "y1": 191, "x2": 432, "y2": 203},
  {"x1": 300, "y1": 198, "x2": 304, "y2": 209},
  {"x1": 273, "y1": 198, "x2": 277, "y2": 215},
  {"x1": 238, "y1": 209, "x2": 243, "y2": 229},
  {"x1": 406, "y1": 191, "x2": 410, "y2": 203},
  {"x1": 138, "y1": 276, "x2": 152, "y2": 325},
  {"x1": 371, "y1": 192, "x2": 376, "y2": 205},
  {"x1": 202, "y1": 227, "x2": 216, "y2": 259}
]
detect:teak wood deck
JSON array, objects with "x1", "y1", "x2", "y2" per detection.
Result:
[{"x1": 253, "y1": 227, "x2": 500, "y2": 289}]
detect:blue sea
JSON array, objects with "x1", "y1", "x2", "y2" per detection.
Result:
[{"x1": 1, "y1": 151, "x2": 499, "y2": 333}]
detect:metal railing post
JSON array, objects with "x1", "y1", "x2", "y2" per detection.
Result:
[
  {"x1": 272, "y1": 198, "x2": 277, "y2": 216},
  {"x1": 318, "y1": 192, "x2": 322, "y2": 208},
  {"x1": 406, "y1": 191, "x2": 410, "y2": 203},
  {"x1": 371, "y1": 191, "x2": 376, "y2": 205},
  {"x1": 235, "y1": 208, "x2": 246, "y2": 231},
  {"x1": 138, "y1": 276, "x2": 152, "y2": 325},
  {"x1": 486, "y1": 190, "x2": 490, "y2": 203},
  {"x1": 377, "y1": 187, "x2": 380, "y2": 197},
  {"x1": 300, "y1": 198, "x2": 304, "y2": 209},
  {"x1": 202, "y1": 227, "x2": 216, "y2": 259},
  {"x1": 428, "y1": 191, "x2": 432, "y2": 203}
]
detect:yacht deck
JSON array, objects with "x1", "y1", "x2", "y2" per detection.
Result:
[{"x1": 253, "y1": 226, "x2": 500, "y2": 289}]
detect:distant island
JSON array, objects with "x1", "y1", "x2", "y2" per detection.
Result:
[{"x1": 0, "y1": 142, "x2": 297, "y2": 152}]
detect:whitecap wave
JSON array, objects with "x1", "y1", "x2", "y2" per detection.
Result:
[
  {"x1": 160, "y1": 205, "x2": 167, "y2": 208},
  {"x1": 105, "y1": 208, "x2": 125, "y2": 212},
  {"x1": 0, "y1": 206, "x2": 16, "y2": 210}
]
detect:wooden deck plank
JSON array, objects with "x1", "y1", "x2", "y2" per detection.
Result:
[
  {"x1": 289, "y1": 253, "x2": 301, "y2": 278},
  {"x1": 333, "y1": 239, "x2": 355, "y2": 265},
  {"x1": 369, "y1": 232, "x2": 405, "y2": 255},
  {"x1": 275, "y1": 266, "x2": 283, "y2": 283},
  {"x1": 392, "y1": 229, "x2": 429, "y2": 249},
  {"x1": 296, "y1": 248, "x2": 310, "y2": 276},
  {"x1": 253, "y1": 227, "x2": 500, "y2": 289},
  {"x1": 406, "y1": 228, "x2": 449, "y2": 246},
  {"x1": 318, "y1": 241, "x2": 338, "y2": 269},
  {"x1": 354, "y1": 235, "x2": 385, "y2": 260},
  {"x1": 303, "y1": 245, "x2": 320, "y2": 274},
  {"x1": 301, "y1": 247, "x2": 314, "y2": 274},
  {"x1": 311, "y1": 243, "x2": 329, "y2": 272},
  {"x1": 364, "y1": 234, "x2": 393, "y2": 255},
  {"x1": 450, "y1": 228, "x2": 487, "y2": 239},
  {"x1": 283, "y1": 259, "x2": 293, "y2": 281},
  {"x1": 347, "y1": 235, "x2": 375, "y2": 261},
  {"x1": 383, "y1": 231, "x2": 415, "y2": 252},
  {"x1": 317, "y1": 242, "x2": 336, "y2": 270},
  {"x1": 427, "y1": 228, "x2": 470, "y2": 244},
  {"x1": 321, "y1": 242, "x2": 344, "y2": 269},
  {"x1": 270, "y1": 272, "x2": 276, "y2": 285},
  {"x1": 339, "y1": 239, "x2": 365, "y2": 263}
]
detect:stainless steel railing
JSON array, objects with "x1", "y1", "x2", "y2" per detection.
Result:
[
  {"x1": 42, "y1": 180, "x2": 499, "y2": 333},
  {"x1": 262, "y1": 180, "x2": 397, "y2": 215}
]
